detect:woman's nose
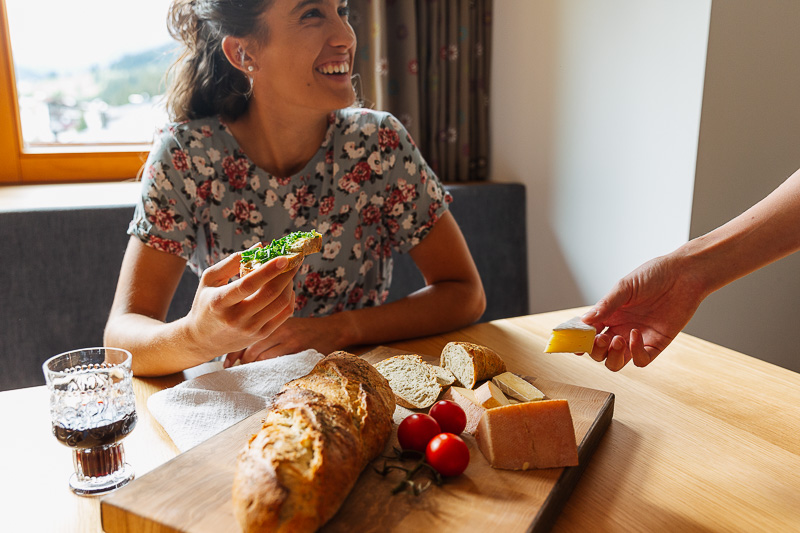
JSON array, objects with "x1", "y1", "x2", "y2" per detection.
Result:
[{"x1": 330, "y1": 16, "x2": 356, "y2": 49}]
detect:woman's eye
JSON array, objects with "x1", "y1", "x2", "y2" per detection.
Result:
[
  {"x1": 301, "y1": 8, "x2": 322, "y2": 20},
  {"x1": 338, "y1": 6, "x2": 350, "y2": 17}
]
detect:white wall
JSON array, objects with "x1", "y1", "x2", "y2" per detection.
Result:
[
  {"x1": 491, "y1": 0, "x2": 711, "y2": 312},
  {"x1": 684, "y1": 1, "x2": 800, "y2": 373},
  {"x1": 491, "y1": 1, "x2": 800, "y2": 373}
]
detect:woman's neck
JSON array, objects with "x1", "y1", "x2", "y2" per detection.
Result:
[{"x1": 226, "y1": 100, "x2": 330, "y2": 178}]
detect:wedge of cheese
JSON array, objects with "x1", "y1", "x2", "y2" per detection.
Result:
[
  {"x1": 544, "y1": 316, "x2": 596, "y2": 353},
  {"x1": 441, "y1": 386, "x2": 486, "y2": 435},
  {"x1": 491, "y1": 372, "x2": 545, "y2": 402},
  {"x1": 473, "y1": 380, "x2": 510, "y2": 409},
  {"x1": 475, "y1": 399, "x2": 579, "y2": 470}
]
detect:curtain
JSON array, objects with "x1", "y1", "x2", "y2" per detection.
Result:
[{"x1": 350, "y1": 0, "x2": 492, "y2": 182}]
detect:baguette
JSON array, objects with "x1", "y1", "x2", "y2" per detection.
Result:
[
  {"x1": 440, "y1": 341, "x2": 507, "y2": 389},
  {"x1": 232, "y1": 351, "x2": 395, "y2": 533},
  {"x1": 240, "y1": 230, "x2": 322, "y2": 277}
]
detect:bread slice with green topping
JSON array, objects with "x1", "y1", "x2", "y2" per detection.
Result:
[{"x1": 240, "y1": 230, "x2": 322, "y2": 277}]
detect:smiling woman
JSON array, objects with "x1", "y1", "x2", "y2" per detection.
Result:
[{"x1": 103, "y1": 0, "x2": 486, "y2": 377}]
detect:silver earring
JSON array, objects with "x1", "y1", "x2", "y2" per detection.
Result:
[{"x1": 247, "y1": 65, "x2": 254, "y2": 72}]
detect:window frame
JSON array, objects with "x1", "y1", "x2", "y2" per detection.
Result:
[{"x1": 0, "y1": 0, "x2": 150, "y2": 185}]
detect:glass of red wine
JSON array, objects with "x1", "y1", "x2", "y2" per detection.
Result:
[{"x1": 43, "y1": 347, "x2": 137, "y2": 495}]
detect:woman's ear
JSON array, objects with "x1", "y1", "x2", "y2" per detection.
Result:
[{"x1": 221, "y1": 36, "x2": 254, "y2": 74}]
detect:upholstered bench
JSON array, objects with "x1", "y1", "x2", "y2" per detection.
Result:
[{"x1": 0, "y1": 182, "x2": 527, "y2": 390}]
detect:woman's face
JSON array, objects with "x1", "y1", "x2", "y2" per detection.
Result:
[{"x1": 250, "y1": 0, "x2": 357, "y2": 115}]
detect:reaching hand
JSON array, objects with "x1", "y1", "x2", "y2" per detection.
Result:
[
  {"x1": 581, "y1": 253, "x2": 707, "y2": 371},
  {"x1": 185, "y1": 252, "x2": 298, "y2": 358}
]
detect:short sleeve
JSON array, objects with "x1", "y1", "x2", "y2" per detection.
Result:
[
  {"x1": 378, "y1": 114, "x2": 452, "y2": 254},
  {"x1": 127, "y1": 126, "x2": 197, "y2": 260}
]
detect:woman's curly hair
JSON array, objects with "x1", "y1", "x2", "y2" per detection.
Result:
[{"x1": 165, "y1": 0, "x2": 272, "y2": 122}]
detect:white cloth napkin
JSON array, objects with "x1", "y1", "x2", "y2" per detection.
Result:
[{"x1": 147, "y1": 349, "x2": 325, "y2": 452}]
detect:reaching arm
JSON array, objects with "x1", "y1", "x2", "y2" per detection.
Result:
[
  {"x1": 583, "y1": 167, "x2": 800, "y2": 371},
  {"x1": 104, "y1": 237, "x2": 297, "y2": 376},
  {"x1": 224, "y1": 210, "x2": 487, "y2": 366}
]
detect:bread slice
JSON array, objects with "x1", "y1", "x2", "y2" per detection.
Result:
[
  {"x1": 440, "y1": 342, "x2": 507, "y2": 389},
  {"x1": 432, "y1": 365, "x2": 457, "y2": 387},
  {"x1": 373, "y1": 354, "x2": 442, "y2": 409},
  {"x1": 240, "y1": 230, "x2": 322, "y2": 277}
]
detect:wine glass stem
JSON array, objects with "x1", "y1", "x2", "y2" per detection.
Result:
[{"x1": 73, "y1": 443, "x2": 126, "y2": 480}]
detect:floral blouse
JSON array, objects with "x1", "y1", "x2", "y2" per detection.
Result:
[{"x1": 128, "y1": 108, "x2": 451, "y2": 316}]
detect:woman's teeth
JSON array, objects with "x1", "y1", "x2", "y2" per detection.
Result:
[{"x1": 318, "y1": 63, "x2": 349, "y2": 75}]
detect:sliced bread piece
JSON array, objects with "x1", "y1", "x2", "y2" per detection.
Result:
[
  {"x1": 240, "y1": 230, "x2": 322, "y2": 277},
  {"x1": 440, "y1": 342, "x2": 507, "y2": 389},
  {"x1": 432, "y1": 365, "x2": 456, "y2": 386},
  {"x1": 373, "y1": 354, "x2": 441, "y2": 409}
]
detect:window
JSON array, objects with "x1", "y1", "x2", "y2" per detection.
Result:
[{"x1": 0, "y1": 0, "x2": 176, "y2": 184}]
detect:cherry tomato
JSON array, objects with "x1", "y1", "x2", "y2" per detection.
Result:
[
  {"x1": 428, "y1": 400, "x2": 467, "y2": 435},
  {"x1": 425, "y1": 433, "x2": 470, "y2": 477},
  {"x1": 397, "y1": 413, "x2": 441, "y2": 452}
]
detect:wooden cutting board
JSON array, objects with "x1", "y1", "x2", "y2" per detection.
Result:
[{"x1": 101, "y1": 347, "x2": 614, "y2": 533}]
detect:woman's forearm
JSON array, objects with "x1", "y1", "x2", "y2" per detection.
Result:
[
  {"x1": 104, "y1": 313, "x2": 216, "y2": 377},
  {"x1": 677, "y1": 168, "x2": 800, "y2": 296}
]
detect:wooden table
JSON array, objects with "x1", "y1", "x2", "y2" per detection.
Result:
[{"x1": 2, "y1": 308, "x2": 799, "y2": 532}]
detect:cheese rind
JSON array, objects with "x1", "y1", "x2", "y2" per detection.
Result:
[
  {"x1": 473, "y1": 380, "x2": 510, "y2": 409},
  {"x1": 475, "y1": 399, "x2": 579, "y2": 470},
  {"x1": 544, "y1": 316, "x2": 596, "y2": 353},
  {"x1": 491, "y1": 372, "x2": 545, "y2": 402},
  {"x1": 441, "y1": 386, "x2": 485, "y2": 435}
]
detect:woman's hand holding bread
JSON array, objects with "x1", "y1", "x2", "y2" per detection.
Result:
[
  {"x1": 186, "y1": 249, "x2": 299, "y2": 359},
  {"x1": 104, "y1": 237, "x2": 300, "y2": 377},
  {"x1": 224, "y1": 230, "x2": 327, "y2": 367}
]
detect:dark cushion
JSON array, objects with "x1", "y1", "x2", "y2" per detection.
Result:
[
  {"x1": 387, "y1": 183, "x2": 529, "y2": 322},
  {"x1": 3, "y1": 207, "x2": 132, "y2": 390}
]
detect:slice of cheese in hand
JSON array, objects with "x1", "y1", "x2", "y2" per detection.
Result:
[
  {"x1": 544, "y1": 316, "x2": 596, "y2": 353},
  {"x1": 492, "y1": 372, "x2": 545, "y2": 402},
  {"x1": 475, "y1": 400, "x2": 579, "y2": 470}
]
